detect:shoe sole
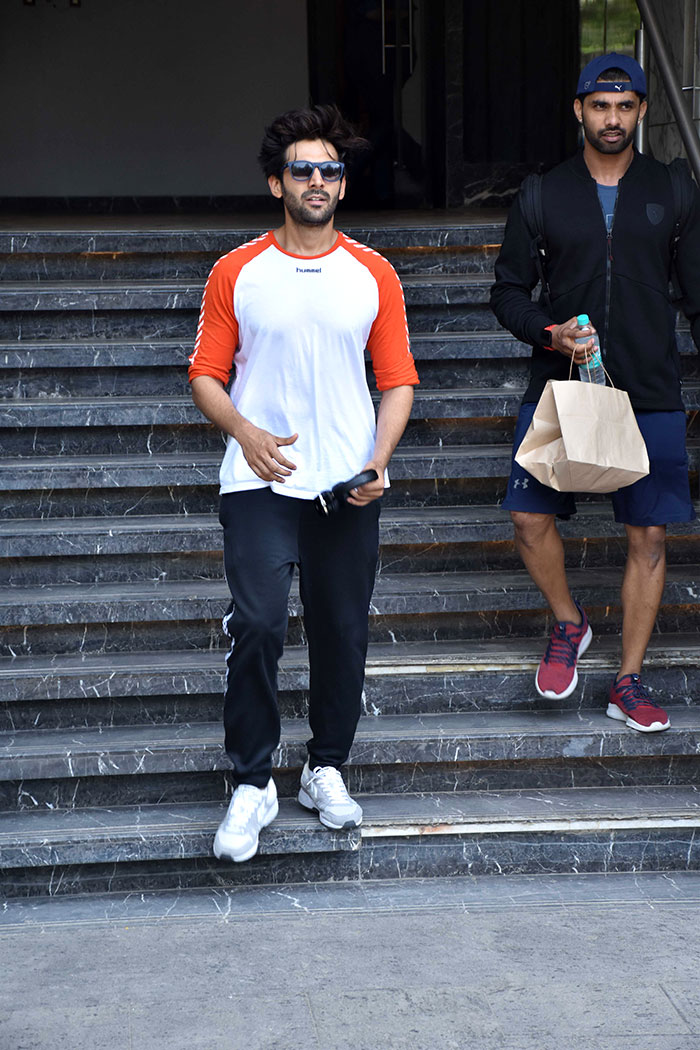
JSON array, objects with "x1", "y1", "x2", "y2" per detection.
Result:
[
  {"x1": 212, "y1": 797, "x2": 279, "y2": 863},
  {"x1": 535, "y1": 624, "x2": 593, "y2": 700},
  {"x1": 297, "y1": 787, "x2": 362, "y2": 830},
  {"x1": 606, "y1": 702, "x2": 670, "y2": 733}
]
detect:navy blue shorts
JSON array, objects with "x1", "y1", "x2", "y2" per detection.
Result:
[{"x1": 502, "y1": 402, "x2": 696, "y2": 527}]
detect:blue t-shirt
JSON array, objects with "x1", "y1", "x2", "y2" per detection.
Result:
[{"x1": 597, "y1": 183, "x2": 618, "y2": 232}]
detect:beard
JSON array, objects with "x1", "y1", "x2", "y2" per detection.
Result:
[
  {"x1": 582, "y1": 119, "x2": 636, "y2": 155},
  {"x1": 281, "y1": 186, "x2": 340, "y2": 226}
]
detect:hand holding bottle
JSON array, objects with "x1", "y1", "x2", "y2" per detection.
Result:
[{"x1": 575, "y1": 314, "x2": 606, "y2": 384}]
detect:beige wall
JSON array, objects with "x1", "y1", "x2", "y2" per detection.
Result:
[{"x1": 0, "y1": 0, "x2": 308, "y2": 197}]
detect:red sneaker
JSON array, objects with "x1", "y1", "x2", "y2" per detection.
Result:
[
  {"x1": 606, "y1": 674, "x2": 670, "y2": 732},
  {"x1": 535, "y1": 602, "x2": 592, "y2": 700}
]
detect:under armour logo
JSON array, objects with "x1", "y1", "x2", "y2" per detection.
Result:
[{"x1": 513, "y1": 478, "x2": 529, "y2": 489}]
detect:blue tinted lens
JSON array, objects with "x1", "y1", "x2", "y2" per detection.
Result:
[{"x1": 287, "y1": 161, "x2": 344, "y2": 181}]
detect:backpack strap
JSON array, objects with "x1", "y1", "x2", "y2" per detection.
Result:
[
  {"x1": 668, "y1": 158, "x2": 695, "y2": 303},
  {"x1": 519, "y1": 173, "x2": 552, "y2": 311}
]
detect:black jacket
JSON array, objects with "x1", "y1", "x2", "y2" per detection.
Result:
[{"x1": 490, "y1": 149, "x2": 700, "y2": 410}]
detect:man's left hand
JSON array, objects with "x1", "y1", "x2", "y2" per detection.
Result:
[{"x1": 346, "y1": 461, "x2": 385, "y2": 506}]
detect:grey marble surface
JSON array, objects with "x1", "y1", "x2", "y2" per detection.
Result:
[
  {"x1": 4, "y1": 825, "x2": 700, "y2": 900},
  {"x1": 0, "y1": 445, "x2": 514, "y2": 494},
  {"x1": 1, "y1": 635, "x2": 699, "y2": 733},
  {"x1": 1, "y1": 212, "x2": 699, "y2": 906},
  {"x1": 0, "y1": 272, "x2": 493, "y2": 312},
  {"x1": 0, "y1": 386, "x2": 529, "y2": 430},
  {"x1": 2, "y1": 708, "x2": 699, "y2": 787},
  {"x1": 0, "y1": 868, "x2": 698, "y2": 928},
  {"x1": 2, "y1": 785, "x2": 696, "y2": 873},
  {"x1": 4, "y1": 563, "x2": 700, "y2": 629},
  {"x1": 0, "y1": 215, "x2": 508, "y2": 256},
  {"x1": 0, "y1": 797, "x2": 359, "y2": 868},
  {"x1": 0, "y1": 244, "x2": 499, "y2": 283},
  {"x1": 0, "y1": 308, "x2": 198, "y2": 343},
  {"x1": 3, "y1": 502, "x2": 698, "y2": 563}
]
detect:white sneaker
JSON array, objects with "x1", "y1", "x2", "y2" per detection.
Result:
[
  {"x1": 297, "y1": 761, "x2": 362, "y2": 829},
  {"x1": 213, "y1": 779, "x2": 278, "y2": 863}
]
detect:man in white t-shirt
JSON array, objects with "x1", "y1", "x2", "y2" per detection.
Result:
[{"x1": 189, "y1": 105, "x2": 419, "y2": 862}]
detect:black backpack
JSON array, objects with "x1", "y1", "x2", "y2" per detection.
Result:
[{"x1": 518, "y1": 158, "x2": 695, "y2": 310}]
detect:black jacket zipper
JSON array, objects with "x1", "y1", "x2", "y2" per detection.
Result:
[{"x1": 603, "y1": 184, "x2": 620, "y2": 359}]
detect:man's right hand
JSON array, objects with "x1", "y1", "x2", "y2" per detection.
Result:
[
  {"x1": 547, "y1": 316, "x2": 595, "y2": 364},
  {"x1": 238, "y1": 422, "x2": 298, "y2": 483}
]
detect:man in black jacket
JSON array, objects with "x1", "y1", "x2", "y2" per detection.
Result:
[{"x1": 491, "y1": 52, "x2": 700, "y2": 731}]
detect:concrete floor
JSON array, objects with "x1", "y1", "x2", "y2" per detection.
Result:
[{"x1": 2, "y1": 870, "x2": 700, "y2": 1050}]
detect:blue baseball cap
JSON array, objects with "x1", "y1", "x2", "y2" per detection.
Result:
[{"x1": 576, "y1": 52, "x2": 647, "y2": 99}]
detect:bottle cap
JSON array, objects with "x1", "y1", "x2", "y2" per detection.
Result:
[{"x1": 577, "y1": 313, "x2": 590, "y2": 326}]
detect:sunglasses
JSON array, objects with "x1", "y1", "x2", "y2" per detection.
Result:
[{"x1": 281, "y1": 160, "x2": 345, "y2": 182}]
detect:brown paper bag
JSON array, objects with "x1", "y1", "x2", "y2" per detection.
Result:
[{"x1": 515, "y1": 379, "x2": 649, "y2": 492}]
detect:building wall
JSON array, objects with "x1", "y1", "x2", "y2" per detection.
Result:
[
  {"x1": 647, "y1": 0, "x2": 700, "y2": 164},
  {"x1": 0, "y1": 0, "x2": 308, "y2": 197}
]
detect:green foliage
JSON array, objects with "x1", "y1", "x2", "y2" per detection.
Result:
[{"x1": 580, "y1": 0, "x2": 640, "y2": 66}]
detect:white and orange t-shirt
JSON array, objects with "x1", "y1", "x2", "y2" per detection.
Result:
[{"x1": 188, "y1": 230, "x2": 419, "y2": 499}]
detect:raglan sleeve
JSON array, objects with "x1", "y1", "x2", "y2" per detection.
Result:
[
  {"x1": 187, "y1": 257, "x2": 239, "y2": 385},
  {"x1": 366, "y1": 260, "x2": 419, "y2": 391},
  {"x1": 674, "y1": 179, "x2": 700, "y2": 353},
  {"x1": 490, "y1": 195, "x2": 556, "y2": 347}
]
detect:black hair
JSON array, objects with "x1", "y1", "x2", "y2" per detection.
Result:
[
  {"x1": 258, "y1": 104, "x2": 369, "y2": 179},
  {"x1": 596, "y1": 67, "x2": 632, "y2": 82}
]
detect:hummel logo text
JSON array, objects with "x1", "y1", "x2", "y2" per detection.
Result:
[{"x1": 296, "y1": 267, "x2": 322, "y2": 273}]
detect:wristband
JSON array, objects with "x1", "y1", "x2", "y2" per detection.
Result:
[{"x1": 542, "y1": 324, "x2": 556, "y2": 351}]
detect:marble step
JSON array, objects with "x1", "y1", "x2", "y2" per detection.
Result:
[
  {"x1": 5, "y1": 562, "x2": 700, "y2": 628},
  {"x1": 8, "y1": 502, "x2": 696, "y2": 559},
  {"x1": 0, "y1": 243, "x2": 501, "y2": 282},
  {"x1": 2, "y1": 785, "x2": 698, "y2": 876},
  {"x1": 4, "y1": 388, "x2": 700, "y2": 453},
  {"x1": 4, "y1": 565, "x2": 700, "y2": 660},
  {"x1": 0, "y1": 274, "x2": 494, "y2": 313},
  {"x1": 5, "y1": 386, "x2": 700, "y2": 435},
  {"x1": 0, "y1": 333, "x2": 532, "y2": 399},
  {"x1": 5, "y1": 329, "x2": 692, "y2": 372},
  {"x1": 0, "y1": 797, "x2": 359, "y2": 875},
  {"x1": 6, "y1": 504, "x2": 699, "y2": 559},
  {"x1": 4, "y1": 440, "x2": 700, "y2": 495},
  {"x1": 0, "y1": 444, "x2": 516, "y2": 492},
  {"x1": 2, "y1": 709, "x2": 699, "y2": 802},
  {"x1": 0, "y1": 217, "x2": 508, "y2": 257},
  {"x1": 0, "y1": 304, "x2": 503, "y2": 342},
  {"x1": 0, "y1": 414, "x2": 519, "y2": 459},
  {"x1": 0, "y1": 388, "x2": 528, "y2": 430},
  {"x1": 3, "y1": 516, "x2": 699, "y2": 590},
  {"x1": 1, "y1": 636, "x2": 699, "y2": 731},
  {"x1": 4, "y1": 342, "x2": 697, "y2": 403}
]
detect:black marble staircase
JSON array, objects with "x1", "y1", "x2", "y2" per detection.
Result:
[{"x1": 1, "y1": 216, "x2": 699, "y2": 900}]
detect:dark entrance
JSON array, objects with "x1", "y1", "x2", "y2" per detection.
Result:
[
  {"x1": 307, "y1": 0, "x2": 446, "y2": 208},
  {"x1": 308, "y1": 0, "x2": 580, "y2": 211}
]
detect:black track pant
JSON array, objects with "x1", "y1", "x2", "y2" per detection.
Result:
[{"x1": 219, "y1": 487, "x2": 380, "y2": 788}]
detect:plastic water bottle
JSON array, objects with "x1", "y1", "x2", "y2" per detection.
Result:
[{"x1": 576, "y1": 314, "x2": 606, "y2": 384}]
